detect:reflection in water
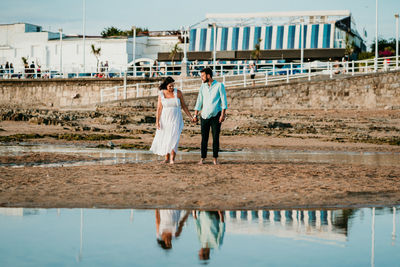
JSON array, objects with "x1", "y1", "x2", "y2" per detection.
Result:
[
  {"x1": 0, "y1": 207, "x2": 399, "y2": 266},
  {"x1": 1, "y1": 144, "x2": 399, "y2": 167},
  {"x1": 393, "y1": 207, "x2": 397, "y2": 246},
  {"x1": 155, "y1": 209, "x2": 190, "y2": 250},
  {"x1": 194, "y1": 211, "x2": 225, "y2": 261}
]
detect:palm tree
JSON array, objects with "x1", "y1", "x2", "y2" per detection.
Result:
[
  {"x1": 169, "y1": 43, "x2": 182, "y2": 66},
  {"x1": 344, "y1": 34, "x2": 354, "y2": 60},
  {"x1": 91, "y1": 44, "x2": 101, "y2": 72},
  {"x1": 251, "y1": 38, "x2": 262, "y2": 61},
  {"x1": 21, "y1": 56, "x2": 28, "y2": 65}
]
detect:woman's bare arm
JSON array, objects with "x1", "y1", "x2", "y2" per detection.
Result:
[
  {"x1": 177, "y1": 90, "x2": 193, "y2": 120},
  {"x1": 156, "y1": 95, "x2": 163, "y2": 129}
]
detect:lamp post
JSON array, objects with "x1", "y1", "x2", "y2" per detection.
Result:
[
  {"x1": 180, "y1": 26, "x2": 189, "y2": 77},
  {"x1": 374, "y1": 0, "x2": 378, "y2": 72},
  {"x1": 132, "y1": 26, "x2": 136, "y2": 77},
  {"x1": 395, "y1": 14, "x2": 399, "y2": 70},
  {"x1": 59, "y1": 28, "x2": 63, "y2": 74},
  {"x1": 182, "y1": 27, "x2": 188, "y2": 63},
  {"x1": 300, "y1": 18, "x2": 304, "y2": 73},
  {"x1": 82, "y1": 0, "x2": 86, "y2": 73},
  {"x1": 213, "y1": 23, "x2": 217, "y2": 73}
]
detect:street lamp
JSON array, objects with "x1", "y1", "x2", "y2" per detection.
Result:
[
  {"x1": 395, "y1": 13, "x2": 399, "y2": 69},
  {"x1": 300, "y1": 18, "x2": 304, "y2": 73},
  {"x1": 59, "y1": 28, "x2": 63, "y2": 74},
  {"x1": 374, "y1": 0, "x2": 378, "y2": 72},
  {"x1": 82, "y1": 0, "x2": 86, "y2": 73},
  {"x1": 132, "y1": 26, "x2": 136, "y2": 77},
  {"x1": 207, "y1": 23, "x2": 218, "y2": 73},
  {"x1": 180, "y1": 26, "x2": 189, "y2": 77},
  {"x1": 213, "y1": 23, "x2": 217, "y2": 73}
]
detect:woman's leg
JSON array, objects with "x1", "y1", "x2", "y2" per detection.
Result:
[
  {"x1": 170, "y1": 150, "x2": 176, "y2": 164},
  {"x1": 164, "y1": 153, "x2": 170, "y2": 163}
]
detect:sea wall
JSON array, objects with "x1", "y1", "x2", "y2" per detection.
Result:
[
  {"x1": 100, "y1": 70, "x2": 400, "y2": 110},
  {"x1": 0, "y1": 71, "x2": 399, "y2": 110}
]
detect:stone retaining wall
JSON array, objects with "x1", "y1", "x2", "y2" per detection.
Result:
[
  {"x1": 0, "y1": 77, "x2": 161, "y2": 108},
  {"x1": 99, "y1": 71, "x2": 400, "y2": 110},
  {"x1": 0, "y1": 71, "x2": 399, "y2": 110}
]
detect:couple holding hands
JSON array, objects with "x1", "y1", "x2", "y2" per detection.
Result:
[{"x1": 150, "y1": 67, "x2": 228, "y2": 165}]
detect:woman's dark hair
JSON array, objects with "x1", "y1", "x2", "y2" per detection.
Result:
[
  {"x1": 200, "y1": 67, "x2": 213, "y2": 78},
  {"x1": 159, "y1": 76, "x2": 175, "y2": 90},
  {"x1": 157, "y1": 239, "x2": 172, "y2": 250}
]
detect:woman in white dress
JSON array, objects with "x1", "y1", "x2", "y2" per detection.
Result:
[{"x1": 150, "y1": 77, "x2": 194, "y2": 164}]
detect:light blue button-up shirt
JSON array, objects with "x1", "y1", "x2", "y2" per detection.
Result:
[{"x1": 194, "y1": 80, "x2": 228, "y2": 119}]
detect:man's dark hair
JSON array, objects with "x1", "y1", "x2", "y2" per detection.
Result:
[{"x1": 200, "y1": 67, "x2": 213, "y2": 78}]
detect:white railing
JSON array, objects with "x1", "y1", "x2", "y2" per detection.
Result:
[
  {"x1": 98, "y1": 55, "x2": 400, "y2": 103},
  {"x1": 1, "y1": 56, "x2": 399, "y2": 80}
]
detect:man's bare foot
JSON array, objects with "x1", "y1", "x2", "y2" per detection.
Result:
[
  {"x1": 198, "y1": 159, "x2": 205, "y2": 165},
  {"x1": 169, "y1": 160, "x2": 175, "y2": 164},
  {"x1": 213, "y1": 158, "x2": 218, "y2": 165}
]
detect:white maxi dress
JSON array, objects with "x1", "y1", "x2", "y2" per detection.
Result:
[{"x1": 150, "y1": 89, "x2": 184, "y2": 155}]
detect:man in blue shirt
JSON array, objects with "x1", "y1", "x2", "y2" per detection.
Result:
[{"x1": 193, "y1": 68, "x2": 228, "y2": 165}]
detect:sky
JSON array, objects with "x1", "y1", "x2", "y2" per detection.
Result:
[{"x1": 1, "y1": 0, "x2": 399, "y2": 49}]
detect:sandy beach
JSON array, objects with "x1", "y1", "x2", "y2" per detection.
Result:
[
  {"x1": 0, "y1": 108, "x2": 399, "y2": 209},
  {"x1": 1, "y1": 159, "x2": 400, "y2": 210}
]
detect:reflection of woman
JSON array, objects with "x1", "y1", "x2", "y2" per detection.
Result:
[
  {"x1": 155, "y1": 209, "x2": 190, "y2": 250},
  {"x1": 193, "y1": 211, "x2": 225, "y2": 261},
  {"x1": 150, "y1": 76, "x2": 194, "y2": 164}
]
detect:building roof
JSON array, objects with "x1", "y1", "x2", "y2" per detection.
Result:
[{"x1": 192, "y1": 10, "x2": 352, "y2": 28}]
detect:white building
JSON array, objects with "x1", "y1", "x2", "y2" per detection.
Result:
[{"x1": 0, "y1": 23, "x2": 182, "y2": 74}]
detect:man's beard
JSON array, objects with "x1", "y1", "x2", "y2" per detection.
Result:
[{"x1": 202, "y1": 78, "x2": 209, "y2": 83}]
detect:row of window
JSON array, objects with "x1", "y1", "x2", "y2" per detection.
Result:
[{"x1": 189, "y1": 24, "x2": 336, "y2": 52}]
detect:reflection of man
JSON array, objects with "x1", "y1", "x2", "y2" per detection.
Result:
[{"x1": 193, "y1": 211, "x2": 225, "y2": 261}]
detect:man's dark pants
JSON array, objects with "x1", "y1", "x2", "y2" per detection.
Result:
[{"x1": 200, "y1": 112, "x2": 221, "y2": 159}]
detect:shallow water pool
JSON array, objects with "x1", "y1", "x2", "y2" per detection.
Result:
[
  {"x1": 0, "y1": 206, "x2": 398, "y2": 266},
  {"x1": 0, "y1": 143, "x2": 399, "y2": 167}
]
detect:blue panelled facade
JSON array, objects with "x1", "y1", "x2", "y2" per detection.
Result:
[{"x1": 189, "y1": 23, "x2": 339, "y2": 52}]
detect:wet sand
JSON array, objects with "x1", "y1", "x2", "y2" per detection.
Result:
[{"x1": 1, "y1": 159, "x2": 400, "y2": 210}]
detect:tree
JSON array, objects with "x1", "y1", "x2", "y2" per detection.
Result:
[
  {"x1": 126, "y1": 27, "x2": 149, "y2": 36},
  {"x1": 101, "y1": 26, "x2": 149, "y2": 37},
  {"x1": 91, "y1": 44, "x2": 101, "y2": 71},
  {"x1": 344, "y1": 34, "x2": 355, "y2": 59},
  {"x1": 169, "y1": 43, "x2": 182, "y2": 66},
  {"x1": 370, "y1": 38, "x2": 396, "y2": 54},
  {"x1": 101, "y1": 26, "x2": 124, "y2": 37},
  {"x1": 21, "y1": 56, "x2": 28, "y2": 65},
  {"x1": 357, "y1": 51, "x2": 374, "y2": 60},
  {"x1": 251, "y1": 38, "x2": 262, "y2": 61}
]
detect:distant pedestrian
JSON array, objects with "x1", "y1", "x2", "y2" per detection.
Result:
[
  {"x1": 37, "y1": 65, "x2": 41, "y2": 78},
  {"x1": 5, "y1": 62, "x2": 9, "y2": 78},
  {"x1": 249, "y1": 63, "x2": 256, "y2": 86},
  {"x1": 29, "y1": 62, "x2": 35, "y2": 78},
  {"x1": 104, "y1": 61, "x2": 109, "y2": 77}
]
